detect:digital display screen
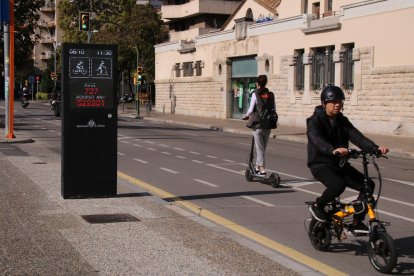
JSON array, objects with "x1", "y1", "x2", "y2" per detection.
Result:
[{"x1": 67, "y1": 48, "x2": 114, "y2": 109}]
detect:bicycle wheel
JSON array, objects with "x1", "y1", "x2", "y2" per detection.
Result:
[
  {"x1": 308, "y1": 218, "x2": 331, "y2": 251},
  {"x1": 367, "y1": 231, "x2": 398, "y2": 273}
]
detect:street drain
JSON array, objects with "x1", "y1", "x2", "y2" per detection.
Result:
[{"x1": 82, "y1": 213, "x2": 140, "y2": 224}]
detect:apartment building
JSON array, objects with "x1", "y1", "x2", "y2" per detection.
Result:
[
  {"x1": 161, "y1": 0, "x2": 242, "y2": 42},
  {"x1": 33, "y1": 0, "x2": 62, "y2": 73},
  {"x1": 154, "y1": 0, "x2": 414, "y2": 137}
]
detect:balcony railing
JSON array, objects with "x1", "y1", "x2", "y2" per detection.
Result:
[
  {"x1": 41, "y1": 36, "x2": 55, "y2": 44},
  {"x1": 39, "y1": 21, "x2": 56, "y2": 28},
  {"x1": 40, "y1": 1, "x2": 55, "y2": 12}
]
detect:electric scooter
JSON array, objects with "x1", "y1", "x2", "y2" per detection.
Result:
[{"x1": 244, "y1": 136, "x2": 281, "y2": 188}]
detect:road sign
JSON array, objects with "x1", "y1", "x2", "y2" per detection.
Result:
[
  {"x1": 61, "y1": 43, "x2": 118, "y2": 198},
  {"x1": 0, "y1": 0, "x2": 10, "y2": 23}
]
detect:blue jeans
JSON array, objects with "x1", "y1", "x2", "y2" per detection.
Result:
[{"x1": 252, "y1": 128, "x2": 271, "y2": 166}]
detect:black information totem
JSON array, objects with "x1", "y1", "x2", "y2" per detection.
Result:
[{"x1": 61, "y1": 43, "x2": 118, "y2": 199}]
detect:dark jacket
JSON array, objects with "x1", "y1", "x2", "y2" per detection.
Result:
[
  {"x1": 306, "y1": 105, "x2": 378, "y2": 171},
  {"x1": 246, "y1": 88, "x2": 275, "y2": 130}
]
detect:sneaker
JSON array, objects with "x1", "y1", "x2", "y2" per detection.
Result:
[
  {"x1": 309, "y1": 203, "x2": 327, "y2": 222},
  {"x1": 254, "y1": 165, "x2": 260, "y2": 173},
  {"x1": 348, "y1": 221, "x2": 369, "y2": 234},
  {"x1": 259, "y1": 166, "x2": 266, "y2": 175}
]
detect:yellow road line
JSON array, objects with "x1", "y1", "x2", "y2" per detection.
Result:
[{"x1": 118, "y1": 171, "x2": 347, "y2": 276}]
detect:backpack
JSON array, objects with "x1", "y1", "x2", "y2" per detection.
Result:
[{"x1": 256, "y1": 91, "x2": 278, "y2": 129}]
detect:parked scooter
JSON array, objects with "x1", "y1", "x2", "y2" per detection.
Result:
[
  {"x1": 118, "y1": 93, "x2": 134, "y2": 103},
  {"x1": 20, "y1": 87, "x2": 30, "y2": 108}
]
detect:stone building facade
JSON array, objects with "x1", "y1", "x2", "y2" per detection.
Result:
[{"x1": 154, "y1": 0, "x2": 414, "y2": 136}]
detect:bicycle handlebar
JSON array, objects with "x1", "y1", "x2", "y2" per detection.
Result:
[{"x1": 334, "y1": 149, "x2": 387, "y2": 159}]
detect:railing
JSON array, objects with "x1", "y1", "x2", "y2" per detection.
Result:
[
  {"x1": 40, "y1": 1, "x2": 55, "y2": 11},
  {"x1": 311, "y1": 50, "x2": 335, "y2": 90}
]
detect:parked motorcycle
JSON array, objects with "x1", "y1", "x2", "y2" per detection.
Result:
[{"x1": 118, "y1": 93, "x2": 134, "y2": 103}]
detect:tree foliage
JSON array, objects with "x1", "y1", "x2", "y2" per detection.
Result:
[
  {"x1": 58, "y1": 0, "x2": 168, "y2": 81},
  {"x1": 0, "y1": 0, "x2": 44, "y2": 78}
]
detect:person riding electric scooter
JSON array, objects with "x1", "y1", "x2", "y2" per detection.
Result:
[{"x1": 242, "y1": 75, "x2": 280, "y2": 187}]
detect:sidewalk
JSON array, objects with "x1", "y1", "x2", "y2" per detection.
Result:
[{"x1": 119, "y1": 104, "x2": 414, "y2": 160}]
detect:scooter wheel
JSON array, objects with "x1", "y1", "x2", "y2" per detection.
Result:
[
  {"x1": 245, "y1": 168, "x2": 253, "y2": 182},
  {"x1": 269, "y1": 173, "x2": 280, "y2": 188}
]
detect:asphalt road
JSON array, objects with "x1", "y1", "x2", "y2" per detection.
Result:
[{"x1": 9, "y1": 102, "x2": 414, "y2": 275}]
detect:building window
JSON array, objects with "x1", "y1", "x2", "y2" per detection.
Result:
[
  {"x1": 342, "y1": 43, "x2": 354, "y2": 91},
  {"x1": 174, "y1": 63, "x2": 181, "y2": 77},
  {"x1": 195, "y1": 61, "x2": 203, "y2": 76},
  {"x1": 265, "y1": 59, "x2": 270, "y2": 73},
  {"x1": 294, "y1": 49, "x2": 305, "y2": 91},
  {"x1": 311, "y1": 46, "x2": 335, "y2": 90},
  {"x1": 246, "y1": 8, "x2": 253, "y2": 20},
  {"x1": 323, "y1": 0, "x2": 333, "y2": 17},
  {"x1": 183, "y1": 62, "x2": 193, "y2": 77},
  {"x1": 312, "y1": 2, "x2": 320, "y2": 19},
  {"x1": 302, "y1": 0, "x2": 308, "y2": 13}
]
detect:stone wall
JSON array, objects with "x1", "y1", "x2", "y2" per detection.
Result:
[{"x1": 154, "y1": 78, "x2": 224, "y2": 118}]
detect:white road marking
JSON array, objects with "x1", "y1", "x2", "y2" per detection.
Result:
[
  {"x1": 133, "y1": 144, "x2": 143, "y2": 147},
  {"x1": 161, "y1": 152, "x2": 171, "y2": 155},
  {"x1": 146, "y1": 148, "x2": 156, "y2": 151},
  {"x1": 48, "y1": 130, "x2": 55, "y2": 133},
  {"x1": 384, "y1": 178, "x2": 414, "y2": 188},
  {"x1": 377, "y1": 210, "x2": 414, "y2": 223},
  {"x1": 343, "y1": 190, "x2": 414, "y2": 208},
  {"x1": 159, "y1": 144, "x2": 169, "y2": 147},
  {"x1": 134, "y1": 158, "x2": 148, "y2": 164},
  {"x1": 223, "y1": 159, "x2": 235, "y2": 163},
  {"x1": 117, "y1": 152, "x2": 126, "y2": 156},
  {"x1": 207, "y1": 155, "x2": 218, "y2": 159},
  {"x1": 176, "y1": 155, "x2": 186, "y2": 159},
  {"x1": 174, "y1": 147, "x2": 185, "y2": 151},
  {"x1": 145, "y1": 141, "x2": 155, "y2": 144},
  {"x1": 241, "y1": 196, "x2": 275, "y2": 207},
  {"x1": 239, "y1": 142, "x2": 251, "y2": 146},
  {"x1": 181, "y1": 131, "x2": 198, "y2": 136},
  {"x1": 118, "y1": 136, "x2": 132, "y2": 140},
  {"x1": 191, "y1": 160, "x2": 204, "y2": 164},
  {"x1": 284, "y1": 181, "x2": 319, "y2": 187},
  {"x1": 160, "y1": 167, "x2": 179, "y2": 174},
  {"x1": 121, "y1": 141, "x2": 130, "y2": 144},
  {"x1": 193, "y1": 179, "x2": 219, "y2": 188},
  {"x1": 189, "y1": 151, "x2": 201, "y2": 155}
]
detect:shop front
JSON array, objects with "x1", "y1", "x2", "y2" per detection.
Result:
[{"x1": 230, "y1": 56, "x2": 257, "y2": 119}]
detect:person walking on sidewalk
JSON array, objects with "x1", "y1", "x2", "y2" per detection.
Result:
[
  {"x1": 243, "y1": 75, "x2": 276, "y2": 175},
  {"x1": 306, "y1": 85, "x2": 389, "y2": 233}
]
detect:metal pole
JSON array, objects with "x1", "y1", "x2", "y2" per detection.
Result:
[
  {"x1": 4, "y1": 22, "x2": 9, "y2": 137},
  {"x1": 135, "y1": 46, "x2": 140, "y2": 118},
  {"x1": 7, "y1": 0, "x2": 15, "y2": 138}
]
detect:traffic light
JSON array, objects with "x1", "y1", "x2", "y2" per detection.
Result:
[
  {"x1": 137, "y1": 67, "x2": 143, "y2": 85},
  {"x1": 79, "y1": 12, "x2": 90, "y2": 31}
]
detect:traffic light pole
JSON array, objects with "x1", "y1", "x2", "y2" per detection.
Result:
[{"x1": 135, "y1": 46, "x2": 141, "y2": 119}]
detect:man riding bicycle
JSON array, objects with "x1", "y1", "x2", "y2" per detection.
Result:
[{"x1": 307, "y1": 85, "x2": 389, "y2": 233}]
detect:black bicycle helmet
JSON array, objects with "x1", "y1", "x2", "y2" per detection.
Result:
[{"x1": 320, "y1": 85, "x2": 345, "y2": 103}]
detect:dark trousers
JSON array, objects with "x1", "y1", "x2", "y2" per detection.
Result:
[{"x1": 312, "y1": 165, "x2": 375, "y2": 220}]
